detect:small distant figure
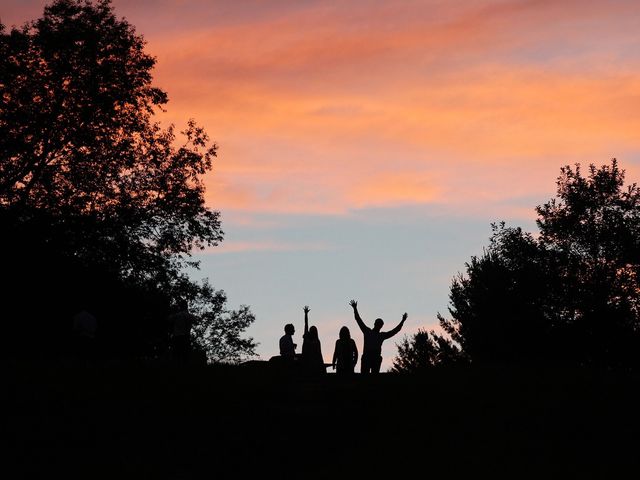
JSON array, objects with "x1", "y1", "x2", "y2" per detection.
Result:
[
  {"x1": 301, "y1": 306, "x2": 326, "y2": 375},
  {"x1": 332, "y1": 326, "x2": 358, "y2": 375},
  {"x1": 279, "y1": 323, "x2": 297, "y2": 359},
  {"x1": 350, "y1": 299, "x2": 408, "y2": 374},
  {"x1": 168, "y1": 299, "x2": 195, "y2": 364},
  {"x1": 72, "y1": 308, "x2": 98, "y2": 365}
]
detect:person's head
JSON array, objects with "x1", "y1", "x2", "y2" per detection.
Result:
[
  {"x1": 308, "y1": 325, "x2": 319, "y2": 340},
  {"x1": 284, "y1": 323, "x2": 295, "y2": 335},
  {"x1": 374, "y1": 318, "x2": 384, "y2": 331},
  {"x1": 339, "y1": 326, "x2": 351, "y2": 340}
]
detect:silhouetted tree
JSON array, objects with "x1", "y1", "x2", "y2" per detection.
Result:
[
  {"x1": 391, "y1": 329, "x2": 467, "y2": 373},
  {"x1": 0, "y1": 0, "x2": 256, "y2": 363},
  {"x1": 535, "y1": 160, "x2": 640, "y2": 367},
  {"x1": 438, "y1": 224, "x2": 555, "y2": 366},
  {"x1": 190, "y1": 284, "x2": 257, "y2": 364},
  {"x1": 436, "y1": 159, "x2": 640, "y2": 368}
]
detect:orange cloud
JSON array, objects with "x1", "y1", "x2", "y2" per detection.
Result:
[
  {"x1": 8, "y1": 1, "x2": 638, "y2": 217},
  {"x1": 349, "y1": 173, "x2": 442, "y2": 208},
  {"x1": 190, "y1": 61, "x2": 639, "y2": 215}
]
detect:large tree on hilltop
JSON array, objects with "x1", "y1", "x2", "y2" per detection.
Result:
[
  {"x1": 532, "y1": 160, "x2": 640, "y2": 366},
  {"x1": 1, "y1": 0, "x2": 219, "y2": 276},
  {"x1": 0, "y1": 0, "x2": 256, "y2": 363}
]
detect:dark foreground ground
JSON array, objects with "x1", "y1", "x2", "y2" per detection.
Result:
[{"x1": 8, "y1": 363, "x2": 640, "y2": 479}]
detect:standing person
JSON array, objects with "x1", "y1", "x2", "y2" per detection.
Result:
[
  {"x1": 279, "y1": 323, "x2": 297, "y2": 359},
  {"x1": 349, "y1": 299, "x2": 408, "y2": 374},
  {"x1": 301, "y1": 305, "x2": 326, "y2": 375},
  {"x1": 168, "y1": 300, "x2": 195, "y2": 364},
  {"x1": 332, "y1": 326, "x2": 358, "y2": 374}
]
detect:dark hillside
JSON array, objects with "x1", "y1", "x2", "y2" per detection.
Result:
[{"x1": 8, "y1": 364, "x2": 640, "y2": 478}]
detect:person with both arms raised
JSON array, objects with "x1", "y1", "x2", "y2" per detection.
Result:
[{"x1": 349, "y1": 299, "x2": 408, "y2": 374}]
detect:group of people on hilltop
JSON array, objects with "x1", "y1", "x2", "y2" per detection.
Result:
[{"x1": 278, "y1": 300, "x2": 409, "y2": 374}]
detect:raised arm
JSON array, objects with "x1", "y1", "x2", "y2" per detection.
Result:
[
  {"x1": 303, "y1": 305, "x2": 310, "y2": 336},
  {"x1": 332, "y1": 340, "x2": 339, "y2": 370},
  {"x1": 349, "y1": 299, "x2": 368, "y2": 333},
  {"x1": 383, "y1": 312, "x2": 408, "y2": 339}
]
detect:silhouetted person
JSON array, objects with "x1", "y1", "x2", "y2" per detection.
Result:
[
  {"x1": 279, "y1": 323, "x2": 297, "y2": 359},
  {"x1": 349, "y1": 299, "x2": 408, "y2": 374},
  {"x1": 72, "y1": 308, "x2": 98, "y2": 366},
  {"x1": 168, "y1": 300, "x2": 195, "y2": 364},
  {"x1": 301, "y1": 306, "x2": 326, "y2": 375},
  {"x1": 332, "y1": 326, "x2": 358, "y2": 374}
]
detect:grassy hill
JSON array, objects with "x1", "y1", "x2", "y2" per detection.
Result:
[{"x1": 9, "y1": 363, "x2": 640, "y2": 478}]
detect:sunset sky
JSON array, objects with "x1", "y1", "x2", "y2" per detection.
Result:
[{"x1": 4, "y1": 0, "x2": 640, "y2": 370}]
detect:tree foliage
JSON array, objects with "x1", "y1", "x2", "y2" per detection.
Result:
[
  {"x1": 392, "y1": 329, "x2": 467, "y2": 373},
  {"x1": 437, "y1": 224, "x2": 555, "y2": 365},
  {"x1": 433, "y1": 159, "x2": 640, "y2": 368},
  {"x1": 0, "y1": 0, "x2": 256, "y2": 363}
]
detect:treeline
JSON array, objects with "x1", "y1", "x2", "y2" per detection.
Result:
[{"x1": 394, "y1": 159, "x2": 640, "y2": 371}]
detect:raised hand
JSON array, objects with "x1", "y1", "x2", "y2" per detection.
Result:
[
  {"x1": 402, "y1": 312, "x2": 408, "y2": 322},
  {"x1": 349, "y1": 299, "x2": 358, "y2": 309},
  {"x1": 303, "y1": 305, "x2": 310, "y2": 314}
]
